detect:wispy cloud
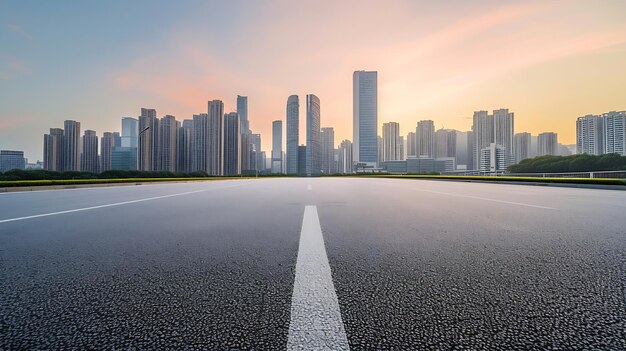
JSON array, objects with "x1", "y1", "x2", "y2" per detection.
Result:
[{"x1": 6, "y1": 23, "x2": 33, "y2": 40}]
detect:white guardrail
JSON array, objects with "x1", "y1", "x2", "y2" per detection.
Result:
[{"x1": 441, "y1": 170, "x2": 626, "y2": 179}]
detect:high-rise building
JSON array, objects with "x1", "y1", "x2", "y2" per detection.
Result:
[
  {"x1": 576, "y1": 114, "x2": 604, "y2": 155},
  {"x1": 306, "y1": 94, "x2": 321, "y2": 176},
  {"x1": 80, "y1": 130, "x2": 98, "y2": 173},
  {"x1": 382, "y1": 122, "x2": 400, "y2": 162},
  {"x1": 208, "y1": 100, "x2": 224, "y2": 175},
  {"x1": 0, "y1": 150, "x2": 26, "y2": 172},
  {"x1": 416, "y1": 120, "x2": 435, "y2": 157},
  {"x1": 377, "y1": 136, "x2": 383, "y2": 165},
  {"x1": 250, "y1": 133, "x2": 262, "y2": 172},
  {"x1": 454, "y1": 131, "x2": 470, "y2": 168},
  {"x1": 63, "y1": 120, "x2": 81, "y2": 171},
  {"x1": 538, "y1": 132, "x2": 558, "y2": 156},
  {"x1": 286, "y1": 95, "x2": 299, "y2": 174},
  {"x1": 272, "y1": 120, "x2": 283, "y2": 173},
  {"x1": 192, "y1": 113, "x2": 209, "y2": 173},
  {"x1": 434, "y1": 129, "x2": 456, "y2": 158},
  {"x1": 237, "y1": 95, "x2": 251, "y2": 173},
  {"x1": 337, "y1": 139, "x2": 353, "y2": 174},
  {"x1": 43, "y1": 128, "x2": 64, "y2": 171},
  {"x1": 177, "y1": 119, "x2": 193, "y2": 173},
  {"x1": 297, "y1": 145, "x2": 307, "y2": 176},
  {"x1": 406, "y1": 132, "x2": 416, "y2": 157},
  {"x1": 353, "y1": 70, "x2": 378, "y2": 169},
  {"x1": 138, "y1": 108, "x2": 159, "y2": 171},
  {"x1": 223, "y1": 112, "x2": 240, "y2": 176},
  {"x1": 480, "y1": 143, "x2": 507, "y2": 173},
  {"x1": 100, "y1": 132, "x2": 115, "y2": 172},
  {"x1": 399, "y1": 136, "x2": 405, "y2": 160},
  {"x1": 513, "y1": 132, "x2": 532, "y2": 163},
  {"x1": 493, "y1": 108, "x2": 514, "y2": 163},
  {"x1": 603, "y1": 111, "x2": 626, "y2": 155},
  {"x1": 159, "y1": 115, "x2": 178, "y2": 172},
  {"x1": 119, "y1": 117, "x2": 138, "y2": 169},
  {"x1": 471, "y1": 110, "x2": 493, "y2": 170},
  {"x1": 321, "y1": 127, "x2": 335, "y2": 174}
]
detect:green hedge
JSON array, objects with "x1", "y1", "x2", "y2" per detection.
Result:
[
  {"x1": 364, "y1": 174, "x2": 626, "y2": 186},
  {"x1": 508, "y1": 153, "x2": 626, "y2": 173},
  {"x1": 0, "y1": 177, "x2": 244, "y2": 188}
]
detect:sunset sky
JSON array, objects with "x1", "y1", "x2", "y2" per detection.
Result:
[{"x1": 1, "y1": 0, "x2": 626, "y2": 161}]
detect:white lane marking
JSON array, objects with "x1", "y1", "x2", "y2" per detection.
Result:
[
  {"x1": 287, "y1": 205, "x2": 349, "y2": 351},
  {"x1": 0, "y1": 186, "x2": 239, "y2": 224},
  {"x1": 307, "y1": 184, "x2": 313, "y2": 191},
  {"x1": 413, "y1": 188, "x2": 559, "y2": 210}
]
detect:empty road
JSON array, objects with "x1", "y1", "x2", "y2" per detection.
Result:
[{"x1": 1, "y1": 178, "x2": 625, "y2": 350}]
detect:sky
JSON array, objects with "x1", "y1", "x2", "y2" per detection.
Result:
[{"x1": 1, "y1": 0, "x2": 626, "y2": 161}]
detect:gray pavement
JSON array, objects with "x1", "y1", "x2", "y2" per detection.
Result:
[{"x1": 1, "y1": 178, "x2": 625, "y2": 350}]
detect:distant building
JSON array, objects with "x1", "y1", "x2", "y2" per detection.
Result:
[
  {"x1": 43, "y1": 128, "x2": 64, "y2": 171},
  {"x1": 208, "y1": 100, "x2": 224, "y2": 175},
  {"x1": 454, "y1": 131, "x2": 470, "y2": 168},
  {"x1": 177, "y1": 119, "x2": 193, "y2": 173},
  {"x1": 416, "y1": 120, "x2": 435, "y2": 157},
  {"x1": 382, "y1": 122, "x2": 400, "y2": 161},
  {"x1": 121, "y1": 117, "x2": 138, "y2": 168},
  {"x1": 306, "y1": 94, "x2": 321, "y2": 176},
  {"x1": 493, "y1": 108, "x2": 514, "y2": 163},
  {"x1": 0, "y1": 150, "x2": 26, "y2": 172},
  {"x1": 81, "y1": 130, "x2": 98, "y2": 173},
  {"x1": 250, "y1": 133, "x2": 262, "y2": 173},
  {"x1": 603, "y1": 111, "x2": 625, "y2": 155},
  {"x1": 480, "y1": 143, "x2": 507, "y2": 173},
  {"x1": 64, "y1": 120, "x2": 81, "y2": 171},
  {"x1": 471, "y1": 109, "x2": 514, "y2": 170},
  {"x1": 26, "y1": 161, "x2": 44, "y2": 170},
  {"x1": 576, "y1": 114, "x2": 604, "y2": 155},
  {"x1": 406, "y1": 132, "x2": 416, "y2": 157},
  {"x1": 337, "y1": 140, "x2": 353, "y2": 174},
  {"x1": 272, "y1": 120, "x2": 283, "y2": 173},
  {"x1": 321, "y1": 127, "x2": 335, "y2": 174},
  {"x1": 223, "y1": 112, "x2": 240, "y2": 176},
  {"x1": 398, "y1": 136, "x2": 405, "y2": 160},
  {"x1": 237, "y1": 95, "x2": 251, "y2": 173},
  {"x1": 101, "y1": 132, "x2": 116, "y2": 172},
  {"x1": 286, "y1": 95, "x2": 299, "y2": 175},
  {"x1": 193, "y1": 113, "x2": 209, "y2": 173},
  {"x1": 434, "y1": 129, "x2": 456, "y2": 158},
  {"x1": 297, "y1": 145, "x2": 307, "y2": 176},
  {"x1": 138, "y1": 108, "x2": 159, "y2": 171},
  {"x1": 159, "y1": 115, "x2": 178, "y2": 172},
  {"x1": 353, "y1": 70, "x2": 378, "y2": 169},
  {"x1": 538, "y1": 132, "x2": 558, "y2": 156},
  {"x1": 514, "y1": 132, "x2": 532, "y2": 163}
]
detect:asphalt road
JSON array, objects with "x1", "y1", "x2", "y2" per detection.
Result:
[{"x1": 1, "y1": 178, "x2": 625, "y2": 350}]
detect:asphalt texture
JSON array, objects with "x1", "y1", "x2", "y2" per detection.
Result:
[{"x1": 1, "y1": 178, "x2": 625, "y2": 350}]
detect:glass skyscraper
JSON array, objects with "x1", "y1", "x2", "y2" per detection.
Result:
[{"x1": 353, "y1": 71, "x2": 377, "y2": 170}]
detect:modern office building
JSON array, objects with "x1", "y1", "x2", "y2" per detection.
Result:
[
  {"x1": 406, "y1": 132, "x2": 416, "y2": 157},
  {"x1": 513, "y1": 132, "x2": 532, "y2": 163},
  {"x1": 471, "y1": 110, "x2": 493, "y2": 170},
  {"x1": 337, "y1": 139, "x2": 353, "y2": 174},
  {"x1": 177, "y1": 119, "x2": 193, "y2": 173},
  {"x1": 159, "y1": 115, "x2": 178, "y2": 172},
  {"x1": 63, "y1": 120, "x2": 81, "y2": 171},
  {"x1": 454, "y1": 131, "x2": 470, "y2": 168},
  {"x1": 306, "y1": 94, "x2": 321, "y2": 176},
  {"x1": 208, "y1": 100, "x2": 224, "y2": 176},
  {"x1": 0, "y1": 150, "x2": 26, "y2": 172},
  {"x1": 382, "y1": 122, "x2": 400, "y2": 162},
  {"x1": 237, "y1": 95, "x2": 251, "y2": 173},
  {"x1": 480, "y1": 143, "x2": 507, "y2": 173},
  {"x1": 100, "y1": 132, "x2": 115, "y2": 172},
  {"x1": 297, "y1": 145, "x2": 307, "y2": 176},
  {"x1": 434, "y1": 129, "x2": 456, "y2": 158},
  {"x1": 353, "y1": 70, "x2": 378, "y2": 169},
  {"x1": 138, "y1": 108, "x2": 159, "y2": 171},
  {"x1": 223, "y1": 112, "x2": 240, "y2": 176},
  {"x1": 43, "y1": 128, "x2": 64, "y2": 171},
  {"x1": 493, "y1": 108, "x2": 515, "y2": 163},
  {"x1": 272, "y1": 120, "x2": 283, "y2": 174},
  {"x1": 416, "y1": 120, "x2": 435, "y2": 158},
  {"x1": 538, "y1": 132, "x2": 558, "y2": 156},
  {"x1": 119, "y1": 117, "x2": 138, "y2": 169},
  {"x1": 603, "y1": 111, "x2": 626, "y2": 155},
  {"x1": 250, "y1": 133, "x2": 262, "y2": 172},
  {"x1": 321, "y1": 127, "x2": 335, "y2": 174},
  {"x1": 286, "y1": 95, "x2": 299, "y2": 174},
  {"x1": 80, "y1": 130, "x2": 98, "y2": 173}
]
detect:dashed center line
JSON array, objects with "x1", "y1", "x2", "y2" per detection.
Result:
[
  {"x1": 307, "y1": 184, "x2": 313, "y2": 191},
  {"x1": 287, "y1": 205, "x2": 349, "y2": 351}
]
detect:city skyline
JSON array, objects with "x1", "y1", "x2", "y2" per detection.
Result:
[{"x1": 2, "y1": 1, "x2": 626, "y2": 161}]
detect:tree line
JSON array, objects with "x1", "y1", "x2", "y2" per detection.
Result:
[{"x1": 508, "y1": 153, "x2": 626, "y2": 173}]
